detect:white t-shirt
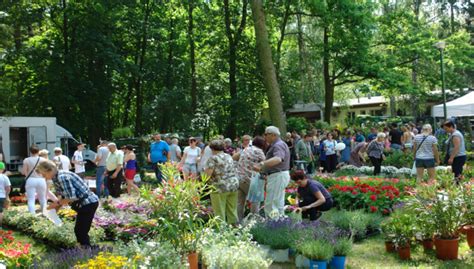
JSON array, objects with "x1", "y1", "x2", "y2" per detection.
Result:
[
  {"x1": 53, "y1": 154, "x2": 71, "y2": 171},
  {"x1": 0, "y1": 174, "x2": 11, "y2": 198},
  {"x1": 184, "y1": 146, "x2": 201, "y2": 164},
  {"x1": 73, "y1": 150, "x2": 85, "y2": 173}
]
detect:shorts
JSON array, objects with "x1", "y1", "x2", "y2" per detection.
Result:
[
  {"x1": 124, "y1": 169, "x2": 136, "y2": 180},
  {"x1": 183, "y1": 163, "x2": 198, "y2": 174},
  {"x1": 0, "y1": 198, "x2": 5, "y2": 213},
  {"x1": 416, "y1": 158, "x2": 435, "y2": 168},
  {"x1": 390, "y1": 144, "x2": 402, "y2": 150}
]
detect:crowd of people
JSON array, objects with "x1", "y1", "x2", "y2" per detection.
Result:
[
  {"x1": 281, "y1": 120, "x2": 467, "y2": 182},
  {"x1": 0, "y1": 119, "x2": 468, "y2": 247}
]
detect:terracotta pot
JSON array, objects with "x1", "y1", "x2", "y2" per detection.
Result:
[
  {"x1": 422, "y1": 239, "x2": 434, "y2": 251},
  {"x1": 467, "y1": 228, "x2": 474, "y2": 248},
  {"x1": 434, "y1": 237, "x2": 459, "y2": 260},
  {"x1": 188, "y1": 252, "x2": 198, "y2": 269},
  {"x1": 385, "y1": 241, "x2": 396, "y2": 253},
  {"x1": 397, "y1": 245, "x2": 411, "y2": 260}
]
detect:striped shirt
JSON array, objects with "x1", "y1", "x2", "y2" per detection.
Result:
[
  {"x1": 414, "y1": 134, "x2": 437, "y2": 160},
  {"x1": 53, "y1": 171, "x2": 98, "y2": 208}
]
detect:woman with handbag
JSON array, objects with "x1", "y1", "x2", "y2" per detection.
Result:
[
  {"x1": 233, "y1": 136, "x2": 266, "y2": 221},
  {"x1": 366, "y1": 133, "x2": 386, "y2": 175},
  {"x1": 22, "y1": 145, "x2": 47, "y2": 214},
  {"x1": 413, "y1": 124, "x2": 440, "y2": 182},
  {"x1": 36, "y1": 160, "x2": 99, "y2": 247}
]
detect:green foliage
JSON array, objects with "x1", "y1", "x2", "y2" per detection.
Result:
[
  {"x1": 3, "y1": 210, "x2": 105, "y2": 248},
  {"x1": 383, "y1": 150, "x2": 413, "y2": 168},
  {"x1": 111, "y1": 127, "x2": 134, "y2": 139},
  {"x1": 314, "y1": 120, "x2": 330, "y2": 130},
  {"x1": 296, "y1": 240, "x2": 334, "y2": 261},
  {"x1": 287, "y1": 117, "x2": 309, "y2": 133},
  {"x1": 333, "y1": 238, "x2": 353, "y2": 256}
]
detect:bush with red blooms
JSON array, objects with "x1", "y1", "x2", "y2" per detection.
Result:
[
  {"x1": 318, "y1": 176, "x2": 411, "y2": 214},
  {"x1": 0, "y1": 230, "x2": 32, "y2": 268}
]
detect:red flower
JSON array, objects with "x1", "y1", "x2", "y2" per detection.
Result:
[
  {"x1": 370, "y1": 206, "x2": 378, "y2": 212},
  {"x1": 370, "y1": 195, "x2": 377, "y2": 201},
  {"x1": 352, "y1": 191, "x2": 358, "y2": 195},
  {"x1": 382, "y1": 208, "x2": 390, "y2": 215}
]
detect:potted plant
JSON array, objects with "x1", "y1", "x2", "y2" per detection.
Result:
[
  {"x1": 296, "y1": 239, "x2": 334, "y2": 269},
  {"x1": 250, "y1": 218, "x2": 293, "y2": 262},
  {"x1": 330, "y1": 237, "x2": 352, "y2": 269},
  {"x1": 391, "y1": 212, "x2": 416, "y2": 260},
  {"x1": 411, "y1": 181, "x2": 466, "y2": 260},
  {"x1": 140, "y1": 164, "x2": 214, "y2": 268},
  {"x1": 381, "y1": 220, "x2": 396, "y2": 253},
  {"x1": 461, "y1": 182, "x2": 474, "y2": 248}
]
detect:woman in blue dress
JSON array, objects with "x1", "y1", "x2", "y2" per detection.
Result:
[{"x1": 340, "y1": 130, "x2": 352, "y2": 164}]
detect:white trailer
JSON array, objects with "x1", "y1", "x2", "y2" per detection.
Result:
[{"x1": 0, "y1": 117, "x2": 96, "y2": 172}]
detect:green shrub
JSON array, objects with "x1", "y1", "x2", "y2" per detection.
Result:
[
  {"x1": 111, "y1": 127, "x2": 133, "y2": 139},
  {"x1": 383, "y1": 150, "x2": 412, "y2": 168},
  {"x1": 287, "y1": 117, "x2": 309, "y2": 133},
  {"x1": 297, "y1": 240, "x2": 334, "y2": 261},
  {"x1": 333, "y1": 238, "x2": 353, "y2": 256}
]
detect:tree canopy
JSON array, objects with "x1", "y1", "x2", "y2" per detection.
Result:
[{"x1": 0, "y1": 0, "x2": 472, "y2": 143}]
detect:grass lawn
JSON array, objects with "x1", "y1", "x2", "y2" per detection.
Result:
[{"x1": 348, "y1": 235, "x2": 474, "y2": 269}]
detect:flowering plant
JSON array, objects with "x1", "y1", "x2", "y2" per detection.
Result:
[
  {"x1": 140, "y1": 163, "x2": 213, "y2": 253},
  {"x1": 58, "y1": 207, "x2": 77, "y2": 220},
  {"x1": 115, "y1": 240, "x2": 184, "y2": 268},
  {"x1": 9, "y1": 195, "x2": 27, "y2": 205},
  {"x1": 320, "y1": 177, "x2": 408, "y2": 214},
  {"x1": 0, "y1": 230, "x2": 32, "y2": 268},
  {"x1": 199, "y1": 223, "x2": 272, "y2": 269},
  {"x1": 74, "y1": 252, "x2": 128, "y2": 269}
]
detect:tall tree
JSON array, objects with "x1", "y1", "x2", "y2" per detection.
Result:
[
  {"x1": 187, "y1": 0, "x2": 198, "y2": 112},
  {"x1": 222, "y1": 0, "x2": 248, "y2": 138},
  {"x1": 251, "y1": 0, "x2": 287, "y2": 133}
]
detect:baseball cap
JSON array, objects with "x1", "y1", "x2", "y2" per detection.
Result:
[{"x1": 0, "y1": 162, "x2": 5, "y2": 170}]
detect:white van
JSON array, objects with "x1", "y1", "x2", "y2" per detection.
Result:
[{"x1": 0, "y1": 117, "x2": 96, "y2": 172}]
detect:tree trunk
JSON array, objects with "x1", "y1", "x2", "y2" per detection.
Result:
[
  {"x1": 134, "y1": 0, "x2": 151, "y2": 136},
  {"x1": 297, "y1": 11, "x2": 306, "y2": 102},
  {"x1": 188, "y1": 0, "x2": 198, "y2": 113},
  {"x1": 411, "y1": 1, "x2": 421, "y2": 118},
  {"x1": 275, "y1": 0, "x2": 291, "y2": 79},
  {"x1": 223, "y1": 0, "x2": 248, "y2": 138},
  {"x1": 250, "y1": 0, "x2": 287, "y2": 134},
  {"x1": 450, "y1": 1, "x2": 455, "y2": 34},
  {"x1": 162, "y1": 17, "x2": 175, "y2": 132},
  {"x1": 390, "y1": 95, "x2": 396, "y2": 116},
  {"x1": 323, "y1": 27, "x2": 333, "y2": 123}
]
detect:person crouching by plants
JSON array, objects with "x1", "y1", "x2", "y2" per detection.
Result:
[
  {"x1": 292, "y1": 170, "x2": 333, "y2": 221},
  {"x1": 0, "y1": 162, "x2": 11, "y2": 227},
  {"x1": 204, "y1": 139, "x2": 240, "y2": 224},
  {"x1": 366, "y1": 133, "x2": 386, "y2": 176},
  {"x1": 36, "y1": 160, "x2": 99, "y2": 247}
]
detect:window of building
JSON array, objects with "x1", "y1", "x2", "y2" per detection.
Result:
[
  {"x1": 348, "y1": 112, "x2": 355, "y2": 119},
  {"x1": 360, "y1": 110, "x2": 366, "y2": 115}
]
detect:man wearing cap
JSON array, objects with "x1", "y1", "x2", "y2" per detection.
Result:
[
  {"x1": 53, "y1": 147, "x2": 71, "y2": 172},
  {"x1": 255, "y1": 126, "x2": 291, "y2": 218},
  {"x1": 147, "y1": 134, "x2": 170, "y2": 184},
  {"x1": 72, "y1": 143, "x2": 86, "y2": 179},
  {"x1": 105, "y1": 143, "x2": 124, "y2": 198},
  {"x1": 94, "y1": 141, "x2": 109, "y2": 198}
]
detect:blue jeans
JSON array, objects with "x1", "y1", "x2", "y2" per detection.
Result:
[
  {"x1": 95, "y1": 166, "x2": 109, "y2": 197},
  {"x1": 152, "y1": 162, "x2": 165, "y2": 184},
  {"x1": 390, "y1": 143, "x2": 402, "y2": 151}
]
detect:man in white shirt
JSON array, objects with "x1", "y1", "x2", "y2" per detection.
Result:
[
  {"x1": 53, "y1": 147, "x2": 71, "y2": 171},
  {"x1": 72, "y1": 143, "x2": 86, "y2": 179}
]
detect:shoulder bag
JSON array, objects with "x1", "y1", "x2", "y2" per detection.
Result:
[
  {"x1": 411, "y1": 135, "x2": 429, "y2": 175},
  {"x1": 20, "y1": 157, "x2": 40, "y2": 193}
]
